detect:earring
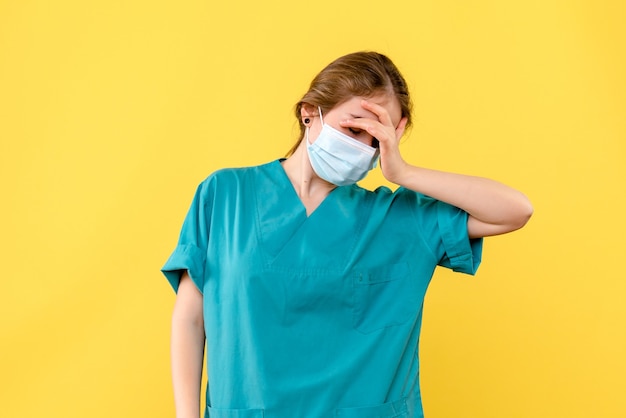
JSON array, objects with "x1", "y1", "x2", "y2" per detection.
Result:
[{"x1": 304, "y1": 118, "x2": 310, "y2": 124}]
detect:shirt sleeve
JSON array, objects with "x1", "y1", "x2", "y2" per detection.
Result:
[
  {"x1": 404, "y1": 189, "x2": 483, "y2": 275},
  {"x1": 161, "y1": 178, "x2": 212, "y2": 293},
  {"x1": 435, "y1": 199, "x2": 483, "y2": 275}
]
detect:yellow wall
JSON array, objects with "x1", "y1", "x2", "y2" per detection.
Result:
[{"x1": 1, "y1": 0, "x2": 624, "y2": 417}]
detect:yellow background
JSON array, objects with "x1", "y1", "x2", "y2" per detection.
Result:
[{"x1": 1, "y1": 0, "x2": 624, "y2": 417}]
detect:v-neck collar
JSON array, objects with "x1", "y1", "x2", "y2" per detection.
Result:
[
  {"x1": 273, "y1": 159, "x2": 341, "y2": 219},
  {"x1": 253, "y1": 160, "x2": 373, "y2": 270}
]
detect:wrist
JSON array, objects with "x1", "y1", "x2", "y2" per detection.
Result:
[{"x1": 385, "y1": 160, "x2": 413, "y2": 186}]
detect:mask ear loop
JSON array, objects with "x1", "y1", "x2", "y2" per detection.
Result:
[{"x1": 318, "y1": 106, "x2": 324, "y2": 125}]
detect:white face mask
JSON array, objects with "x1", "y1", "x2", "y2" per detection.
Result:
[{"x1": 306, "y1": 107, "x2": 379, "y2": 186}]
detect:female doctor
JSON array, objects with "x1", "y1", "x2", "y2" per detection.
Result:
[{"x1": 162, "y1": 51, "x2": 533, "y2": 418}]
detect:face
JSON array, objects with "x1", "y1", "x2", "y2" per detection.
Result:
[{"x1": 303, "y1": 94, "x2": 403, "y2": 147}]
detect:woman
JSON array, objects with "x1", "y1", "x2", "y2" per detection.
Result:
[{"x1": 162, "y1": 51, "x2": 533, "y2": 418}]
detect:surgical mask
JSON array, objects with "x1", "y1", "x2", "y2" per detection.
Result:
[{"x1": 306, "y1": 107, "x2": 379, "y2": 186}]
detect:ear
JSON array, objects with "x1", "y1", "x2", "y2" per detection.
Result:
[{"x1": 300, "y1": 102, "x2": 316, "y2": 118}]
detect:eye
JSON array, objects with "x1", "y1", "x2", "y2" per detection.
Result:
[{"x1": 348, "y1": 128, "x2": 363, "y2": 135}]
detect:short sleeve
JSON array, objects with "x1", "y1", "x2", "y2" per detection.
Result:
[
  {"x1": 435, "y1": 201, "x2": 483, "y2": 275},
  {"x1": 402, "y1": 189, "x2": 482, "y2": 275},
  {"x1": 161, "y1": 179, "x2": 212, "y2": 293}
]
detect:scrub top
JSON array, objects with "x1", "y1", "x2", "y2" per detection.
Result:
[{"x1": 162, "y1": 159, "x2": 483, "y2": 418}]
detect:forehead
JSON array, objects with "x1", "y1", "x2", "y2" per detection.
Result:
[{"x1": 333, "y1": 94, "x2": 402, "y2": 126}]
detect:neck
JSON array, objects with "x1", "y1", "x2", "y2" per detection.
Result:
[{"x1": 282, "y1": 140, "x2": 336, "y2": 199}]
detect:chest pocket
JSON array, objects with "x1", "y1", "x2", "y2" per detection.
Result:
[
  {"x1": 206, "y1": 406, "x2": 264, "y2": 417},
  {"x1": 352, "y1": 262, "x2": 417, "y2": 334}
]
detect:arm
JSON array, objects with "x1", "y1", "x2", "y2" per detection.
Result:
[
  {"x1": 388, "y1": 166, "x2": 533, "y2": 238},
  {"x1": 340, "y1": 100, "x2": 533, "y2": 238},
  {"x1": 171, "y1": 271, "x2": 205, "y2": 418}
]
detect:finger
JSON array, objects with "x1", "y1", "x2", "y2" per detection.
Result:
[
  {"x1": 339, "y1": 119, "x2": 389, "y2": 142},
  {"x1": 339, "y1": 118, "x2": 381, "y2": 135},
  {"x1": 360, "y1": 100, "x2": 393, "y2": 127},
  {"x1": 395, "y1": 117, "x2": 408, "y2": 139}
]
